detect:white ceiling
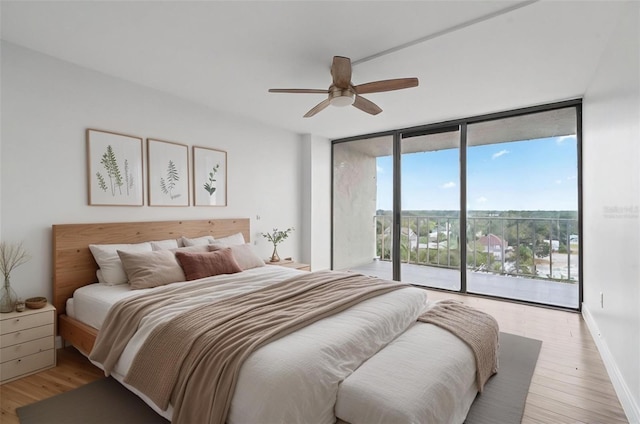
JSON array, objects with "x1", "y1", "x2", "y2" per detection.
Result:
[{"x1": 0, "y1": 1, "x2": 625, "y2": 140}]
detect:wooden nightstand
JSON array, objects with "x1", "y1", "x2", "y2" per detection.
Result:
[
  {"x1": 265, "y1": 259, "x2": 311, "y2": 271},
  {"x1": 0, "y1": 303, "x2": 56, "y2": 384}
]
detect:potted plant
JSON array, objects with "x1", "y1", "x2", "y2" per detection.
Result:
[
  {"x1": 261, "y1": 227, "x2": 294, "y2": 263},
  {"x1": 0, "y1": 241, "x2": 31, "y2": 313}
]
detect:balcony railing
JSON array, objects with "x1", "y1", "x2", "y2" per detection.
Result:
[{"x1": 375, "y1": 214, "x2": 579, "y2": 283}]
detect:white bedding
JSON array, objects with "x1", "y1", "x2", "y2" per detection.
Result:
[
  {"x1": 335, "y1": 323, "x2": 478, "y2": 424},
  {"x1": 69, "y1": 266, "x2": 479, "y2": 424}
]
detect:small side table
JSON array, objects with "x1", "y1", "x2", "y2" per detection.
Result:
[
  {"x1": 0, "y1": 303, "x2": 56, "y2": 384},
  {"x1": 265, "y1": 259, "x2": 310, "y2": 271}
]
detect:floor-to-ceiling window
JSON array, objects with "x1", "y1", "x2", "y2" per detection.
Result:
[
  {"x1": 333, "y1": 135, "x2": 395, "y2": 281},
  {"x1": 399, "y1": 127, "x2": 461, "y2": 291},
  {"x1": 466, "y1": 108, "x2": 579, "y2": 308},
  {"x1": 332, "y1": 101, "x2": 581, "y2": 310}
]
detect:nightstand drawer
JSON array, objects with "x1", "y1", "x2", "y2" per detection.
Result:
[
  {"x1": 0, "y1": 324, "x2": 54, "y2": 348},
  {"x1": 0, "y1": 310, "x2": 53, "y2": 335},
  {"x1": 1, "y1": 336, "x2": 54, "y2": 363},
  {"x1": 0, "y1": 349, "x2": 55, "y2": 382}
]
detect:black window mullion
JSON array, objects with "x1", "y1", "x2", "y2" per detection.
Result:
[
  {"x1": 392, "y1": 131, "x2": 402, "y2": 281},
  {"x1": 459, "y1": 123, "x2": 468, "y2": 294}
]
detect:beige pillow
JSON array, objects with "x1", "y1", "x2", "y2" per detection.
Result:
[
  {"x1": 117, "y1": 249, "x2": 186, "y2": 290},
  {"x1": 181, "y1": 235, "x2": 215, "y2": 246},
  {"x1": 89, "y1": 242, "x2": 152, "y2": 285},
  {"x1": 215, "y1": 232, "x2": 246, "y2": 245},
  {"x1": 209, "y1": 243, "x2": 265, "y2": 270}
]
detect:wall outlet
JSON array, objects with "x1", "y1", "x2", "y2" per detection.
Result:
[{"x1": 600, "y1": 292, "x2": 604, "y2": 308}]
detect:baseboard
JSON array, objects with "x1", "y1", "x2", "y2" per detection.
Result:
[{"x1": 582, "y1": 303, "x2": 640, "y2": 423}]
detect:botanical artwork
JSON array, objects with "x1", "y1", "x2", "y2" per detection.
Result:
[
  {"x1": 193, "y1": 146, "x2": 227, "y2": 206},
  {"x1": 203, "y1": 163, "x2": 220, "y2": 196},
  {"x1": 87, "y1": 129, "x2": 143, "y2": 206},
  {"x1": 147, "y1": 139, "x2": 189, "y2": 206}
]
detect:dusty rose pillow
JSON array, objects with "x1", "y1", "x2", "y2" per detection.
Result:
[{"x1": 175, "y1": 248, "x2": 242, "y2": 281}]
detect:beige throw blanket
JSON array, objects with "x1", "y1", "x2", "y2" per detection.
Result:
[
  {"x1": 91, "y1": 270, "x2": 409, "y2": 424},
  {"x1": 418, "y1": 299, "x2": 499, "y2": 392}
]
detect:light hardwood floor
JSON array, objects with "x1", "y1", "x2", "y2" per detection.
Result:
[{"x1": 0, "y1": 292, "x2": 629, "y2": 424}]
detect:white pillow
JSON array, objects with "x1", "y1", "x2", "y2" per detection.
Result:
[
  {"x1": 89, "y1": 242, "x2": 152, "y2": 285},
  {"x1": 214, "y1": 232, "x2": 246, "y2": 246},
  {"x1": 209, "y1": 243, "x2": 265, "y2": 270},
  {"x1": 181, "y1": 235, "x2": 216, "y2": 246},
  {"x1": 170, "y1": 245, "x2": 211, "y2": 254},
  {"x1": 150, "y1": 239, "x2": 180, "y2": 251}
]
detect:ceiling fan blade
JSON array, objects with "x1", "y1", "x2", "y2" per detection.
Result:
[
  {"x1": 268, "y1": 88, "x2": 329, "y2": 94},
  {"x1": 353, "y1": 95, "x2": 382, "y2": 115},
  {"x1": 304, "y1": 98, "x2": 331, "y2": 118},
  {"x1": 331, "y1": 56, "x2": 352, "y2": 89},
  {"x1": 354, "y1": 78, "x2": 419, "y2": 94}
]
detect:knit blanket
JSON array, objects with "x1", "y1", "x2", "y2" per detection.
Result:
[
  {"x1": 92, "y1": 270, "x2": 409, "y2": 424},
  {"x1": 418, "y1": 299, "x2": 499, "y2": 392}
]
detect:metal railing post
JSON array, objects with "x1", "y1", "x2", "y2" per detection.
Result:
[{"x1": 567, "y1": 220, "x2": 571, "y2": 281}]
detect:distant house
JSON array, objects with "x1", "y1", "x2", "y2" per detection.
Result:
[
  {"x1": 543, "y1": 239, "x2": 560, "y2": 251},
  {"x1": 382, "y1": 227, "x2": 419, "y2": 249},
  {"x1": 477, "y1": 234, "x2": 507, "y2": 259}
]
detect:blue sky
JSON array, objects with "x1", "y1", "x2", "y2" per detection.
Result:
[{"x1": 376, "y1": 136, "x2": 578, "y2": 211}]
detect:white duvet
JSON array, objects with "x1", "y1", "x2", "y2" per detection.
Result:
[{"x1": 73, "y1": 266, "x2": 430, "y2": 423}]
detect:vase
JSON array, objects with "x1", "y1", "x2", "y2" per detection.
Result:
[
  {"x1": 270, "y1": 245, "x2": 280, "y2": 263},
  {"x1": 0, "y1": 276, "x2": 18, "y2": 313}
]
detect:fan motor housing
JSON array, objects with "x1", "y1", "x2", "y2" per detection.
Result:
[{"x1": 329, "y1": 86, "x2": 355, "y2": 107}]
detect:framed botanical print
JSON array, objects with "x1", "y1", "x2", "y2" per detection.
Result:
[
  {"x1": 147, "y1": 138, "x2": 189, "y2": 206},
  {"x1": 87, "y1": 129, "x2": 144, "y2": 206},
  {"x1": 193, "y1": 146, "x2": 227, "y2": 206}
]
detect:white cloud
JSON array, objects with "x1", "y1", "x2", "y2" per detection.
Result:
[
  {"x1": 567, "y1": 175, "x2": 577, "y2": 180},
  {"x1": 555, "y1": 179, "x2": 562, "y2": 185},
  {"x1": 492, "y1": 149, "x2": 509, "y2": 159},
  {"x1": 440, "y1": 181, "x2": 456, "y2": 189},
  {"x1": 556, "y1": 135, "x2": 576, "y2": 144},
  {"x1": 377, "y1": 165, "x2": 384, "y2": 173},
  {"x1": 476, "y1": 196, "x2": 488, "y2": 203}
]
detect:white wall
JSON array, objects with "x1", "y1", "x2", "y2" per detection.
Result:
[
  {"x1": 1, "y1": 42, "x2": 304, "y2": 301},
  {"x1": 300, "y1": 134, "x2": 331, "y2": 270},
  {"x1": 582, "y1": 2, "x2": 640, "y2": 421}
]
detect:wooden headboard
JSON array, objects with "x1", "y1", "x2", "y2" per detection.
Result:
[{"x1": 52, "y1": 218, "x2": 250, "y2": 316}]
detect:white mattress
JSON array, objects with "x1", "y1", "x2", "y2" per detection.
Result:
[{"x1": 66, "y1": 266, "x2": 303, "y2": 330}]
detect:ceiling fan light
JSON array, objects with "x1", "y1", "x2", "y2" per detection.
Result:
[{"x1": 329, "y1": 90, "x2": 355, "y2": 107}]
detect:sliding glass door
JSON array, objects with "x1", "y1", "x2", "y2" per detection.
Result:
[
  {"x1": 332, "y1": 102, "x2": 581, "y2": 310},
  {"x1": 400, "y1": 128, "x2": 461, "y2": 291},
  {"x1": 466, "y1": 108, "x2": 579, "y2": 308}
]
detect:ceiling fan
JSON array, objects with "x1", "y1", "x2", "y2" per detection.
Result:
[{"x1": 268, "y1": 56, "x2": 419, "y2": 118}]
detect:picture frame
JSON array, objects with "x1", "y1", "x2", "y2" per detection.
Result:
[
  {"x1": 87, "y1": 129, "x2": 144, "y2": 206},
  {"x1": 193, "y1": 146, "x2": 227, "y2": 206},
  {"x1": 147, "y1": 138, "x2": 190, "y2": 206}
]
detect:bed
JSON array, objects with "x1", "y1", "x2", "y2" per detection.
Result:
[{"x1": 53, "y1": 218, "x2": 498, "y2": 424}]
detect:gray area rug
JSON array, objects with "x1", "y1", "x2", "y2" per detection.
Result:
[
  {"x1": 465, "y1": 332, "x2": 542, "y2": 424},
  {"x1": 17, "y1": 332, "x2": 540, "y2": 424}
]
